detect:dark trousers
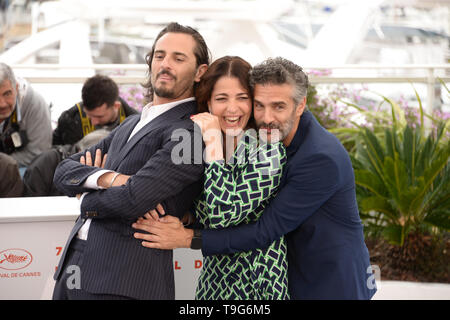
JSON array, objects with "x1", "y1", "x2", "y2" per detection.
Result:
[{"x1": 52, "y1": 239, "x2": 135, "y2": 300}]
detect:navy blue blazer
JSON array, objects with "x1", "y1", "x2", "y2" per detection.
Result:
[
  {"x1": 53, "y1": 100, "x2": 204, "y2": 300},
  {"x1": 202, "y1": 110, "x2": 376, "y2": 300}
]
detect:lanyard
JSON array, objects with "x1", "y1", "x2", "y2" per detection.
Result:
[{"x1": 77, "y1": 103, "x2": 127, "y2": 137}]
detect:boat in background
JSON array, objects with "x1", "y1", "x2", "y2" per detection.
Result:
[
  {"x1": 0, "y1": 0, "x2": 448, "y2": 121},
  {"x1": 3, "y1": 0, "x2": 448, "y2": 66}
]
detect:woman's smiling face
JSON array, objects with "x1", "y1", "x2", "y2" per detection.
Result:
[{"x1": 208, "y1": 76, "x2": 252, "y2": 137}]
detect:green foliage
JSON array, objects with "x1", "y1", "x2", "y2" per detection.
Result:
[
  {"x1": 351, "y1": 96, "x2": 450, "y2": 246},
  {"x1": 307, "y1": 81, "x2": 449, "y2": 246}
]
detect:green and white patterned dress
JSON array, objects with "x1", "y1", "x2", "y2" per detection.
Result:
[{"x1": 194, "y1": 131, "x2": 289, "y2": 300}]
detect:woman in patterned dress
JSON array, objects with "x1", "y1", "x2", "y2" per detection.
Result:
[{"x1": 190, "y1": 56, "x2": 289, "y2": 300}]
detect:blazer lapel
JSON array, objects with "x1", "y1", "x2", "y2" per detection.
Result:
[
  {"x1": 107, "y1": 116, "x2": 140, "y2": 170},
  {"x1": 109, "y1": 100, "x2": 197, "y2": 171}
]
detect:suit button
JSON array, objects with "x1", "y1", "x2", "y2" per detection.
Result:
[{"x1": 85, "y1": 211, "x2": 98, "y2": 218}]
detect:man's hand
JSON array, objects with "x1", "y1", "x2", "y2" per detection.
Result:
[
  {"x1": 76, "y1": 149, "x2": 108, "y2": 198},
  {"x1": 97, "y1": 171, "x2": 130, "y2": 188},
  {"x1": 81, "y1": 149, "x2": 107, "y2": 168},
  {"x1": 132, "y1": 215, "x2": 194, "y2": 249},
  {"x1": 80, "y1": 148, "x2": 130, "y2": 188}
]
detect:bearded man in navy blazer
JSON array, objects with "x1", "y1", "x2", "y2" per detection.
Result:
[
  {"x1": 52, "y1": 23, "x2": 210, "y2": 300},
  {"x1": 134, "y1": 57, "x2": 377, "y2": 300}
]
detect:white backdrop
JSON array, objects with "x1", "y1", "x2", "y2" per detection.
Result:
[{"x1": 0, "y1": 196, "x2": 203, "y2": 300}]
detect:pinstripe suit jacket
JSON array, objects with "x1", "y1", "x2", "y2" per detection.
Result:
[{"x1": 53, "y1": 100, "x2": 204, "y2": 299}]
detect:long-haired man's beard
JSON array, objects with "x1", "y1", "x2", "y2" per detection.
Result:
[
  {"x1": 153, "y1": 70, "x2": 177, "y2": 98},
  {"x1": 154, "y1": 86, "x2": 175, "y2": 98}
]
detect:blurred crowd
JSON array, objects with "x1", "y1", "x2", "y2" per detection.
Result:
[{"x1": 0, "y1": 62, "x2": 140, "y2": 198}]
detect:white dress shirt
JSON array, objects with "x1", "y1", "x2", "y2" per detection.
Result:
[{"x1": 77, "y1": 97, "x2": 195, "y2": 240}]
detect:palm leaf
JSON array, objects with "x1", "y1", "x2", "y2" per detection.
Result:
[
  {"x1": 437, "y1": 77, "x2": 450, "y2": 95},
  {"x1": 354, "y1": 169, "x2": 387, "y2": 198},
  {"x1": 411, "y1": 83, "x2": 425, "y2": 132},
  {"x1": 360, "y1": 128, "x2": 386, "y2": 178},
  {"x1": 360, "y1": 196, "x2": 399, "y2": 222},
  {"x1": 402, "y1": 125, "x2": 415, "y2": 183},
  {"x1": 424, "y1": 209, "x2": 450, "y2": 230},
  {"x1": 382, "y1": 224, "x2": 404, "y2": 246},
  {"x1": 411, "y1": 148, "x2": 450, "y2": 218}
]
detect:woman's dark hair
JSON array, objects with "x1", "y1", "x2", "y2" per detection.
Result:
[
  {"x1": 195, "y1": 56, "x2": 255, "y2": 129},
  {"x1": 143, "y1": 22, "x2": 211, "y2": 101}
]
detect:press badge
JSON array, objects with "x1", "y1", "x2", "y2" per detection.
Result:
[{"x1": 11, "y1": 131, "x2": 23, "y2": 148}]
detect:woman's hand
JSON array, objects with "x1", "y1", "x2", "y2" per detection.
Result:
[
  {"x1": 138, "y1": 203, "x2": 166, "y2": 223},
  {"x1": 191, "y1": 113, "x2": 224, "y2": 162},
  {"x1": 181, "y1": 211, "x2": 195, "y2": 226},
  {"x1": 190, "y1": 112, "x2": 221, "y2": 136}
]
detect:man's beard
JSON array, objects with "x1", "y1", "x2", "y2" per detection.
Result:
[
  {"x1": 152, "y1": 69, "x2": 177, "y2": 98},
  {"x1": 257, "y1": 114, "x2": 296, "y2": 144},
  {"x1": 153, "y1": 86, "x2": 175, "y2": 99}
]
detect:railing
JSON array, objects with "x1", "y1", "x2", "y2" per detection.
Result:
[{"x1": 11, "y1": 64, "x2": 450, "y2": 114}]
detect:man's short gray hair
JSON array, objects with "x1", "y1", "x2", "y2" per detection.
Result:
[
  {"x1": 249, "y1": 57, "x2": 309, "y2": 106},
  {"x1": 0, "y1": 62, "x2": 17, "y2": 88}
]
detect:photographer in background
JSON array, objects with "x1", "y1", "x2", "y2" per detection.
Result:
[
  {"x1": 52, "y1": 74, "x2": 138, "y2": 146},
  {"x1": 0, "y1": 62, "x2": 52, "y2": 168}
]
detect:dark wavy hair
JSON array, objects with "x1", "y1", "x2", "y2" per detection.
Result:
[
  {"x1": 82, "y1": 75, "x2": 119, "y2": 110},
  {"x1": 195, "y1": 56, "x2": 255, "y2": 129},
  {"x1": 142, "y1": 22, "x2": 211, "y2": 101}
]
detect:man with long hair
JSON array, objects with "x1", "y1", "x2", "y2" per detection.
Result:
[{"x1": 52, "y1": 22, "x2": 209, "y2": 300}]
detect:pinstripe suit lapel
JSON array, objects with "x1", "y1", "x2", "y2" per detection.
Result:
[
  {"x1": 109, "y1": 101, "x2": 197, "y2": 171},
  {"x1": 107, "y1": 116, "x2": 140, "y2": 170}
]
